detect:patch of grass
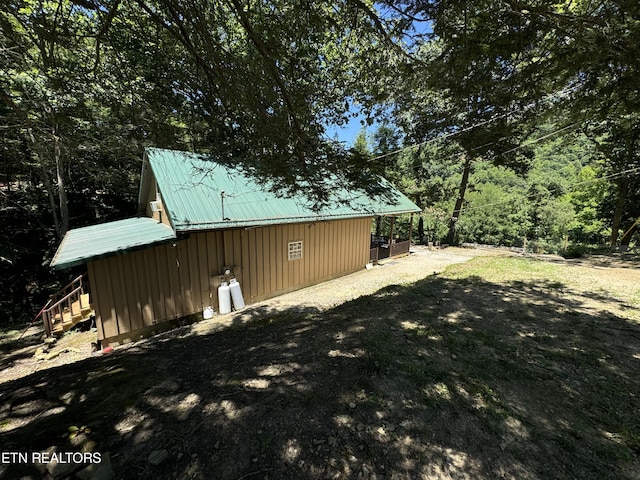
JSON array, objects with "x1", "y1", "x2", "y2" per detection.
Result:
[
  {"x1": 620, "y1": 426, "x2": 640, "y2": 454},
  {"x1": 398, "y1": 360, "x2": 430, "y2": 383},
  {"x1": 442, "y1": 256, "x2": 565, "y2": 284},
  {"x1": 362, "y1": 328, "x2": 397, "y2": 377},
  {"x1": 0, "y1": 327, "x2": 20, "y2": 343},
  {"x1": 374, "y1": 255, "x2": 640, "y2": 478},
  {"x1": 414, "y1": 327, "x2": 432, "y2": 338},
  {"x1": 0, "y1": 418, "x2": 11, "y2": 431}
]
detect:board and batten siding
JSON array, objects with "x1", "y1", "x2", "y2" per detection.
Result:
[{"x1": 89, "y1": 217, "x2": 371, "y2": 344}]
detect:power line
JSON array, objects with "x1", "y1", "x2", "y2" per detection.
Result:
[
  {"x1": 455, "y1": 123, "x2": 580, "y2": 170},
  {"x1": 491, "y1": 123, "x2": 577, "y2": 159},
  {"x1": 365, "y1": 85, "x2": 580, "y2": 163},
  {"x1": 429, "y1": 122, "x2": 578, "y2": 166},
  {"x1": 457, "y1": 165, "x2": 640, "y2": 215},
  {"x1": 369, "y1": 111, "x2": 514, "y2": 163}
]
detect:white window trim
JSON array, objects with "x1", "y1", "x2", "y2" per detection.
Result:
[{"x1": 288, "y1": 240, "x2": 303, "y2": 261}]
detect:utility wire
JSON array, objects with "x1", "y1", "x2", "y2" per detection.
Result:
[
  {"x1": 369, "y1": 112, "x2": 514, "y2": 163},
  {"x1": 491, "y1": 123, "x2": 577, "y2": 159},
  {"x1": 365, "y1": 84, "x2": 580, "y2": 163},
  {"x1": 458, "y1": 165, "x2": 640, "y2": 214},
  {"x1": 429, "y1": 122, "x2": 578, "y2": 166},
  {"x1": 213, "y1": 123, "x2": 583, "y2": 212}
]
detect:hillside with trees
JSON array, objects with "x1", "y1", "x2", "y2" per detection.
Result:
[{"x1": 359, "y1": 121, "x2": 614, "y2": 255}]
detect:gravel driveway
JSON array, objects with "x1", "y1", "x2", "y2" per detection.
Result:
[
  {"x1": 253, "y1": 245, "x2": 480, "y2": 311},
  {"x1": 191, "y1": 245, "x2": 489, "y2": 336}
]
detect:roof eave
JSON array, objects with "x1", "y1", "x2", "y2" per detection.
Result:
[
  {"x1": 51, "y1": 235, "x2": 177, "y2": 270},
  {"x1": 172, "y1": 208, "x2": 421, "y2": 232}
]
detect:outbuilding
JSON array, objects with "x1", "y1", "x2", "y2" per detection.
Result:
[{"x1": 49, "y1": 148, "x2": 421, "y2": 345}]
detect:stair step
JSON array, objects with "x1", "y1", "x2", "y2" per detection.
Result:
[
  {"x1": 42, "y1": 278, "x2": 93, "y2": 337},
  {"x1": 51, "y1": 308, "x2": 95, "y2": 336}
]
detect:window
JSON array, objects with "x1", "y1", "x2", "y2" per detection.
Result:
[{"x1": 288, "y1": 241, "x2": 303, "y2": 260}]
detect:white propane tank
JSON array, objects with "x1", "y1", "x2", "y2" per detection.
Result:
[
  {"x1": 229, "y1": 278, "x2": 245, "y2": 310},
  {"x1": 218, "y1": 282, "x2": 231, "y2": 314}
]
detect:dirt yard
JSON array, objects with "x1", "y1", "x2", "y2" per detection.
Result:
[
  {"x1": 0, "y1": 246, "x2": 484, "y2": 385},
  {"x1": 1, "y1": 246, "x2": 638, "y2": 480}
]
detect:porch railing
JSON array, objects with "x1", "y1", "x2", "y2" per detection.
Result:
[
  {"x1": 390, "y1": 240, "x2": 411, "y2": 257},
  {"x1": 369, "y1": 240, "x2": 411, "y2": 263}
]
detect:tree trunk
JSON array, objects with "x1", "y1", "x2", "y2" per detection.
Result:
[
  {"x1": 54, "y1": 128, "x2": 69, "y2": 238},
  {"x1": 609, "y1": 177, "x2": 629, "y2": 250},
  {"x1": 619, "y1": 221, "x2": 638, "y2": 248},
  {"x1": 41, "y1": 161, "x2": 61, "y2": 237},
  {"x1": 31, "y1": 124, "x2": 62, "y2": 239},
  {"x1": 35, "y1": 125, "x2": 69, "y2": 240},
  {"x1": 408, "y1": 214, "x2": 414, "y2": 244},
  {"x1": 445, "y1": 155, "x2": 472, "y2": 245}
]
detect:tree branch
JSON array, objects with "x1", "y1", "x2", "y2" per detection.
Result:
[
  {"x1": 349, "y1": 0, "x2": 422, "y2": 63},
  {"x1": 93, "y1": 0, "x2": 121, "y2": 74},
  {"x1": 226, "y1": 0, "x2": 307, "y2": 150}
]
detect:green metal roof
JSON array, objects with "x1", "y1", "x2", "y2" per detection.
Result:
[
  {"x1": 50, "y1": 217, "x2": 176, "y2": 270},
  {"x1": 144, "y1": 147, "x2": 421, "y2": 231},
  {"x1": 51, "y1": 149, "x2": 421, "y2": 269}
]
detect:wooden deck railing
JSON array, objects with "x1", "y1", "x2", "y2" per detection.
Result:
[
  {"x1": 369, "y1": 240, "x2": 411, "y2": 263},
  {"x1": 390, "y1": 240, "x2": 411, "y2": 257},
  {"x1": 42, "y1": 275, "x2": 91, "y2": 337}
]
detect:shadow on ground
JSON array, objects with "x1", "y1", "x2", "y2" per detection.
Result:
[{"x1": 1, "y1": 265, "x2": 639, "y2": 479}]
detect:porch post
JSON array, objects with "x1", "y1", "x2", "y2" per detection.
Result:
[{"x1": 408, "y1": 213, "x2": 414, "y2": 247}]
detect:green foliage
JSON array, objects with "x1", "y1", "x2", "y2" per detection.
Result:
[
  {"x1": 66, "y1": 425, "x2": 91, "y2": 439},
  {"x1": 561, "y1": 244, "x2": 588, "y2": 259},
  {"x1": 376, "y1": 1, "x2": 640, "y2": 249},
  {"x1": 457, "y1": 170, "x2": 530, "y2": 246},
  {"x1": 353, "y1": 129, "x2": 371, "y2": 156},
  {"x1": 378, "y1": 119, "x2": 618, "y2": 251},
  {"x1": 566, "y1": 166, "x2": 610, "y2": 243},
  {"x1": 0, "y1": 0, "x2": 402, "y2": 325},
  {"x1": 419, "y1": 206, "x2": 450, "y2": 244}
]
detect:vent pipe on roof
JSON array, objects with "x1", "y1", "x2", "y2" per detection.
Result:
[{"x1": 221, "y1": 191, "x2": 230, "y2": 221}]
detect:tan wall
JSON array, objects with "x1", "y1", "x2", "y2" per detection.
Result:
[
  {"x1": 142, "y1": 176, "x2": 172, "y2": 228},
  {"x1": 89, "y1": 217, "x2": 371, "y2": 344}
]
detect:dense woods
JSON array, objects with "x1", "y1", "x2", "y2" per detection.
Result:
[{"x1": 1, "y1": 0, "x2": 639, "y2": 324}]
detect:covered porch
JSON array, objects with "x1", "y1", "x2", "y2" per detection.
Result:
[{"x1": 369, "y1": 214, "x2": 414, "y2": 262}]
